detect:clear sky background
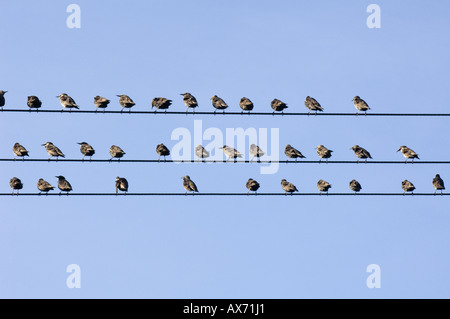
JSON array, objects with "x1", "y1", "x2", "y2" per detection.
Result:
[{"x1": 1, "y1": 0, "x2": 450, "y2": 298}]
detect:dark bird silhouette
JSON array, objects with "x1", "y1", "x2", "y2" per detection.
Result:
[
  {"x1": 211, "y1": 95, "x2": 228, "y2": 114},
  {"x1": 37, "y1": 178, "x2": 54, "y2": 194},
  {"x1": 57, "y1": 93, "x2": 78, "y2": 111},
  {"x1": 42, "y1": 142, "x2": 65, "y2": 160},
  {"x1": 353, "y1": 96, "x2": 370, "y2": 115},
  {"x1": 0, "y1": 90, "x2": 7, "y2": 108},
  {"x1": 315, "y1": 145, "x2": 333, "y2": 163},
  {"x1": 78, "y1": 142, "x2": 95, "y2": 160},
  {"x1": 432, "y1": 174, "x2": 445, "y2": 195},
  {"x1": 281, "y1": 179, "x2": 298, "y2": 195},
  {"x1": 195, "y1": 145, "x2": 209, "y2": 162},
  {"x1": 9, "y1": 177, "x2": 23, "y2": 195},
  {"x1": 317, "y1": 179, "x2": 332, "y2": 195},
  {"x1": 246, "y1": 178, "x2": 260, "y2": 195},
  {"x1": 284, "y1": 144, "x2": 306, "y2": 162},
  {"x1": 152, "y1": 97, "x2": 172, "y2": 112},
  {"x1": 401, "y1": 180, "x2": 415, "y2": 195},
  {"x1": 156, "y1": 143, "x2": 170, "y2": 162},
  {"x1": 115, "y1": 176, "x2": 129, "y2": 195},
  {"x1": 56, "y1": 175, "x2": 72, "y2": 195},
  {"x1": 249, "y1": 144, "x2": 264, "y2": 162},
  {"x1": 239, "y1": 97, "x2": 254, "y2": 113},
  {"x1": 109, "y1": 145, "x2": 126, "y2": 161},
  {"x1": 27, "y1": 95, "x2": 42, "y2": 110},
  {"x1": 182, "y1": 175, "x2": 198, "y2": 194},
  {"x1": 220, "y1": 145, "x2": 243, "y2": 162},
  {"x1": 304, "y1": 96, "x2": 323, "y2": 115},
  {"x1": 350, "y1": 145, "x2": 372, "y2": 163},
  {"x1": 180, "y1": 93, "x2": 198, "y2": 113},
  {"x1": 13, "y1": 142, "x2": 29, "y2": 160},
  {"x1": 271, "y1": 99, "x2": 288, "y2": 114},
  {"x1": 117, "y1": 94, "x2": 135, "y2": 112},
  {"x1": 397, "y1": 145, "x2": 419, "y2": 163},
  {"x1": 94, "y1": 96, "x2": 110, "y2": 112},
  {"x1": 349, "y1": 179, "x2": 362, "y2": 194}
]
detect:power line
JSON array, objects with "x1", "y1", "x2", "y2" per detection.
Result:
[{"x1": 1, "y1": 192, "x2": 447, "y2": 196}]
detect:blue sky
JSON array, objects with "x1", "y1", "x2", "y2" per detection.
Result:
[{"x1": 1, "y1": 0, "x2": 450, "y2": 298}]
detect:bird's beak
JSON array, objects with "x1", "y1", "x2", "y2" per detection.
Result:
[
  {"x1": 56, "y1": 96, "x2": 59, "y2": 98},
  {"x1": 41, "y1": 144, "x2": 45, "y2": 146},
  {"x1": 116, "y1": 95, "x2": 121, "y2": 97},
  {"x1": 396, "y1": 148, "x2": 400, "y2": 152},
  {"x1": 55, "y1": 176, "x2": 58, "y2": 178}
]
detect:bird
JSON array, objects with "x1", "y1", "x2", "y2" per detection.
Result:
[
  {"x1": 401, "y1": 179, "x2": 415, "y2": 195},
  {"x1": 9, "y1": 177, "x2": 23, "y2": 195},
  {"x1": 182, "y1": 175, "x2": 198, "y2": 194},
  {"x1": 249, "y1": 144, "x2": 265, "y2": 162},
  {"x1": 350, "y1": 145, "x2": 372, "y2": 163},
  {"x1": 0, "y1": 90, "x2": 7, "y2": 108},
  {"x1": 27, "y1": 95, "x2": 42, "y2": 111},
  {"x1": 315, "y1": 145, "x2": 333, "y2": 163},
  {"x1": 397, "y1": 146, "x2": 419, "y2": 163},
  {"x1": 284, "y1": 144, "x2": 306, "y2": 162},
  {"x1": 195, "y1": 145, "x2": 209, "y2": 162},
  {"x1": 151, "y1": 97, "x2": 172, "y2": 112},
  {"x1": 78, "y1": 142, "x2": 95, "y2": 160},
  {"x1": 211, "y1": 95, "x2": 228, "y2": 114},
  {"x1": 353, "y1": 96, "x2": 370, "y2": 115},
  {"x1": 37, "y1": 178, "x2": 55, "y2": 195},
  {"x1": 317, "y1": 179, "x2": 332, "y2": 195},
  {"x1": 57, "y1": 93, "x2": 79, "y2": 111},
  {"x1": 220, "y1": 145, "x2": 243, "y2": 162},
  {"x1": 115, "y1": 176, "x2": 129, "y2": 195},
  {"x1": 304, "y1": 96, "x2": 323, "y2": 115},
  {"x1": 281, "y1": 179, "x2": 298, "y2": 195},
  {"x1": 94, "y1": 96, "x2": 110, "y2": 112},
  {"x1": 246, "y1": 178, "x2": 260, "y2": 195},
  {"x1": 117, "y1": 94, "x2": 135, "y2": 112},
  {"x1": 109, "y1": 145, "x2": 126, "y2": 161},
  {"x1": 349, "y1": 179, "x2": 362, "y2": 194},
  {"x1": 42, "y1": 142, "x2": 65, "y2": 160},
  {"x1": 271, "y1": 98, "x2": 288, "y2": 114},
  {"x1": 156, "y1": 143, "x2": 170, "y2": 162},
  {"x1": 56, "y1": 175, "x2": 72, "y2": 195},
  {"x1": 13, "y1": 142, "x2": 29, "y2": 160},
  {"x1": 180, "y1": 93, "x2": 198, "y2": 113},
  {"x1": 239, "y1": 97, "x2": 254, "y2": 113},
  {"x1": 432, "y1": 174, "x2": 445, "y2": 195}
]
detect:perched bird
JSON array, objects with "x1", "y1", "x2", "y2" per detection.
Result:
[
  {"x1": 353, "y1": 96, "x2": 370, "y2": 115},
  {"x1": 94, "y1": 96, "x2": 110, "y2": 112},
  {"x1": 317, "y1": 179, "x2": 332, "y2": 195},
  {"x1": 401, "y1": 180, "x2": 415, "y2": 195},
  {"x1": 284, "y1": 144, "x2": 306, "y2": 162},
  {"x1": 281, "y1": 179, "x2": 298, "y2": 195},
  {"x1": 151, "y1": 97, "x2": 172, "y2": 112},
  {"x1": 304, "y1": 96, "x2": 323, "y2": 115},
  {"x1": 246, "y1": 178, "x2": 260, "y2": 195},
  {"x1": 315, "y1": 145, "x2": 333, "y2": 163},
  {"x1": 432, "y1": 174, "x2": 445, "y2": 195},
  {"x1": 27, "y1": 95, "x2": 42, "y2": 110},
  {"x1": 109, "y1": 145, "x2": 126, "y2": 161},
  {"x1": 156, "y1": 143, "x2": 170, "y2": 162},
  {"x1": 0, "y1": 90, "x2": 7, "y2": 108},
  {"x1": 195, "y1": 145, "x2": 209, "y2": 162},
  {"x1": 220, "y1": 145, "x2": 243, "y2": 162},
  {"x1": 271, "y1": 99, "x2": 288, "y2": 114},
  {"x1": 117, "y1": 94, "x2": 135, "y2": 112},
  {"x1": 37, "y1": 178, "x2": 54, "y2": 194},
  {"x1": 350, "y1": 145, "x2": 372, "y2": 163},
  {"x1": 397, "y1": 145, "x2": 419, "y2": 163},
  {"x1": 349, "y1": 179, "x2": 362, "y2": 194},
  {"x1": 211, "y1": 95, "x2": 228, "y2": 114},
  {"x1": 9, "y1": 177, "x2": 23, "y2": 195},
  {"x1": 115, "y1": 176, "x2": 129, "y2": 195},
  {"x1": 57, "y1": 93, "x2": 79, "y2": 111},
  {"x1": 239, "y1": 97, "x2": 254, "y2": 113},
  {"x1": 249, "y1": 144, "x2": 265, "y2": 162},
  {"x1": 13, "y1": 142, "x2": 29, "y2": 160},
  {"x1": 78, "y1": 142, "x2": 95, "y2": 160},
  {"x1": 42, "y1": 142, "x2": 65, "y2": 160},
  {"x1": 182, "y1": 175, "x2": 198, "y2": 194},
  {"x1": 180, "y1": 93, "x2": 198, "y2": 113},
  {"x1": 56, "y1": 175, "x2": 72, "y2": 195}
]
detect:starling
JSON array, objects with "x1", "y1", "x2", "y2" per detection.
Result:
[
  {"x1": 109, "y1": 145, "x2": 126, "y2": 161},
  {"x1": 27, "y1": 95, "x2": 42, "y2": 110},
  {"x1": 180, "y1": 93, "x2": 198, "y2": 113},
  {"x1": 151, "y1": 97, "x2": 172, "y2": 112},
  {"x1": 271, "y1": 98, "x2": 288, "y2": 114},
  {"x1": 281, "y1": 179, "x2": 298, "y2": 195},
  {"x1": 317, "y1": 179, "x2": 332, "y2": 195},
  {"x1": 284, "y1": 144, "x2": 306, "y2": 162},
  {"x1": 249, "y1": 144, "x2": 265, "y2": 162},
  {"x1": 117, "y1": 94, "x2": 135, "y2": 112},
  {"x1": 13, "y1": 142, "x2": 29, "y2": 160},
  {"x1": 246, "y1": 178, "x2": 260, "y2": 195},
  {"x1": 350, "y1": 145, "x2": 372, "y2": 163},
  {"x1": 195, "y1": 145, "x2": 209, "y2": 162},
  {"x1": 397, "y1": 145, "x2": 419, "y2": 163},
  {"x1": 115, "y1": 176, "x2": 129, "y2": 195},
  {"x1": 432, "y1": 174, "x2": 445, "y2": 195},
  {"x1": 304, "y1": 96, "x2": 323, "y2": 115},
  {"x1": 156, "y1": 143, "x2": 170, "y2": 162},
  {"x1": 315, "y1": 145, "x2": 333, "y2": 163},
  {"x1": 211, "y1": 95, "x2": 228, "y2": 114},
  {"x1": 349, "y1": 179, "x2": 362, "y2": 194},
  {"x1": 239, "y1": 97, "x2": 254, "y2": 113},
  {"x1": 78, "y1": 142, "x2": 95, "y2": 160},
  {"x1": 57, "y1": 93, "x2": 79, "y2": 111},
  {"x1": 401, "y1": 180, "x2": 415, "y2": 195},
  {"x1": 220, "y1": 145, "x2": 243, "y2": 162},
  {"x1": 182, "y1": 175, "x2": 198, "y2": 194},
  {"x1": 9, "y1": 177, "x2": 23, "y2": 195},
  {"x1": 94, "y1": 96, "x2": 110, "y2": 112},
  {"x1": 353, "y1": 96, "x2": 370, "y2": 115},
  {"x1": 42, "y1": 142, "x2": 65, "y2": 160},
  {"x1": 0, "y1": 90, "x2": 7, "y2": 108},
  {"x1": 37, "y1": 178, "x2": 55, "y2": 194},
  {"x1": 56, "y1": 175, "x2": 72, "y2": 195}
]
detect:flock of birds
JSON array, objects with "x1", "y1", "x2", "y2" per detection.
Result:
[{"x1": 0, "y1": 91, "x2": 372, "y2": 114}]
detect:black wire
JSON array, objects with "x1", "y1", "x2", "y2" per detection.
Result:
[{"x1": 1, "y1": 192, "x2": 448, "y2": 196}]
